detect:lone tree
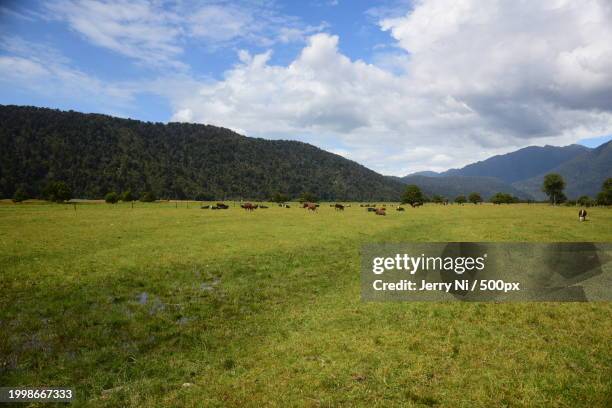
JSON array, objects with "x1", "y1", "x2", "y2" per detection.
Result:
[
  {"x1": 542, "y1": 173, "x2": 566, "y2": 205},
  {"x1": 596, "y1": 178, "x2": 612, "y2": 206},
  {"x1": 401, "y1": 185, "x2": 424, "y2": 205},
  {"x1": 454, "y1": 195, "x2": 467, "y2": 204},
  {"x1": 43, "y1": 181, "x2": 72, "y2": 203},
  {"x1": 468, "y1": 192, "x2": 483, "y2": 204},
  {"x1": 105, "y1": 192, "x2": 119, "y2": 204}
]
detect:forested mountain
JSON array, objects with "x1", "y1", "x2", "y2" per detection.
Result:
[
  {"x1": 0, "y1": 105, "x2": 405, "y2": 201},
  {"x1": 512, "y1": 141, "x2": 612, "y2": 199},
  {"x1": 397, "y1": 175, "x2": 531, "y2": 200},
  {"x1": 441, "y1": 144, "x2": 590, "y2": 183}
]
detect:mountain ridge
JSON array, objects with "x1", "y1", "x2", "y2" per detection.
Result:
[
  {"x1": 0, "y1": 105, "x2": 405, "y2": 201},
  {"x1": 400, "y1": 142, "x2": 609, "y2": 199},
  {"x1": 512, "y1": 141, "x2": 612, "y2": 199}
]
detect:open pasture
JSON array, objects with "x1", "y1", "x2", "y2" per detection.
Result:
[{"x1": 1, "y1": 202, "x2": 611, "y2": 407}]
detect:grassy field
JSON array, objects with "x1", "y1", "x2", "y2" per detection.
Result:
[{"x1": 1, "y1": 201, "x2": 611, "y2": 407}]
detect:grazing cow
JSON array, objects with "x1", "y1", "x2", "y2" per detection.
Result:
[
  {"x1": 411, "y1": 202, "x2": 423, "y2": 208},
  {"x1": 334, "y1": 203, "x2": 345, "y2": 211},
  {"x1": 396, "y1": 207, "x2": 405, "y2": 211},
  {"x1": 305, "y1": 202, "x2": 317, "y2": 212},
  {"x1": 216, "y1": 203, "x2": 229, "y2": 209},
  {"x1": 579, "y1": 209, "x2": 587, "y2": 222},
  {"x1": 375, "y1": 208, "x2": 386, "y2": 216},
  {"x1": 241, "y1": 202, "x2": 256, "y2": 211}
]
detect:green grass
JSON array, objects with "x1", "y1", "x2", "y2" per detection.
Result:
[{"x1": 0, "y1": 201, "x2": 611, "y2": 407}]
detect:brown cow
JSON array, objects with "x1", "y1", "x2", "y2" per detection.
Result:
[
  {"x1": 375, "y1": 208, "x2": 386, "y2": 216},
  {"x1": 241, "y1": 202, "x2": 256, "y2": 211},
  {"x1": 305, "y1": 202, "x2": 317, "y2": 212},
  {"x1": 334, "y1": 203, "x2": 345, "y2": 211}
]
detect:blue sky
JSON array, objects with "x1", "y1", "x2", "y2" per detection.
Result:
[
  {"x1": 0, "y1": 0, "x2": 401, "y2": 121},
  {"x1": 1, "y1": 0, "x2": 611, "y2": 175}
]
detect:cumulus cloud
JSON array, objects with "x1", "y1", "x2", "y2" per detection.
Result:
[
  {"x1": 4, "y1": 0, "x2": 612, "y2": 175},
  {"x1": 167, "y1": 0, "x2": 612, "y2": 175}
]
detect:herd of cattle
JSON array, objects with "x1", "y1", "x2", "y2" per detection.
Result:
[{"x1": 200, "y1": 201, "x2": 422, "y2": 215}]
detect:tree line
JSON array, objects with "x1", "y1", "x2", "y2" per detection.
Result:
[{"x1": 400, "y1": 175, "x2": 612, "y2": 206}]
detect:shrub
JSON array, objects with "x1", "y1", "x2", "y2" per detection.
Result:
[
  {"x1": 489, "y1": 192, "x2": 519, "y2": 204},
  {"x1": 454, "y1": 195, "x2": 467, "y2": 204},
  {"x1": 468, "y1": 192, "x2": 483, "y2": 204},
  {"x1": 140, "y1": 191, "x2": 156, "y2": 202},
  {"x1": 271, "y1": 192, "x2": 289, "y2": 203},
  {"x1": 12, "y1": 187, "x2": 29, "y2": 203},
  {"x1": 42, "y1": 181, "x2": 72, "y2": 203},
  {"x1": 105, "y1": 192, "x2": 119, "y2": 204},
  {"x1": 121, "y1": 190, "x2": 135, "y2": 202}
]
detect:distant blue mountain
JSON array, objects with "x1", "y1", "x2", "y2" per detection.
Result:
[
  {"x1": 440, "y1": 144, "x2": 590, "y2": 183},
  {"x1": 405, "y1": 170, "x2": 442, "y2": 177},
  {"x1": 513, "y1": 140, "x2": 611, "y2": 199},
  {"x1": 397, "y1": 143, "x2": 609, "y2": 200}
]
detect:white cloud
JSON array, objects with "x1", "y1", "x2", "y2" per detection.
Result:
[
  {"x1": 45, "y1": 0, "x2": 325, "y2": 67},
  {"x1": 166, "y1": 0, "x2": 612, "y2": 175},
  {"x1": 46, "y1": 0, "x2": 185, "y2": 69},
  {"x1": 4, "y1": 0, "x2": 612, "y2": 175}
]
